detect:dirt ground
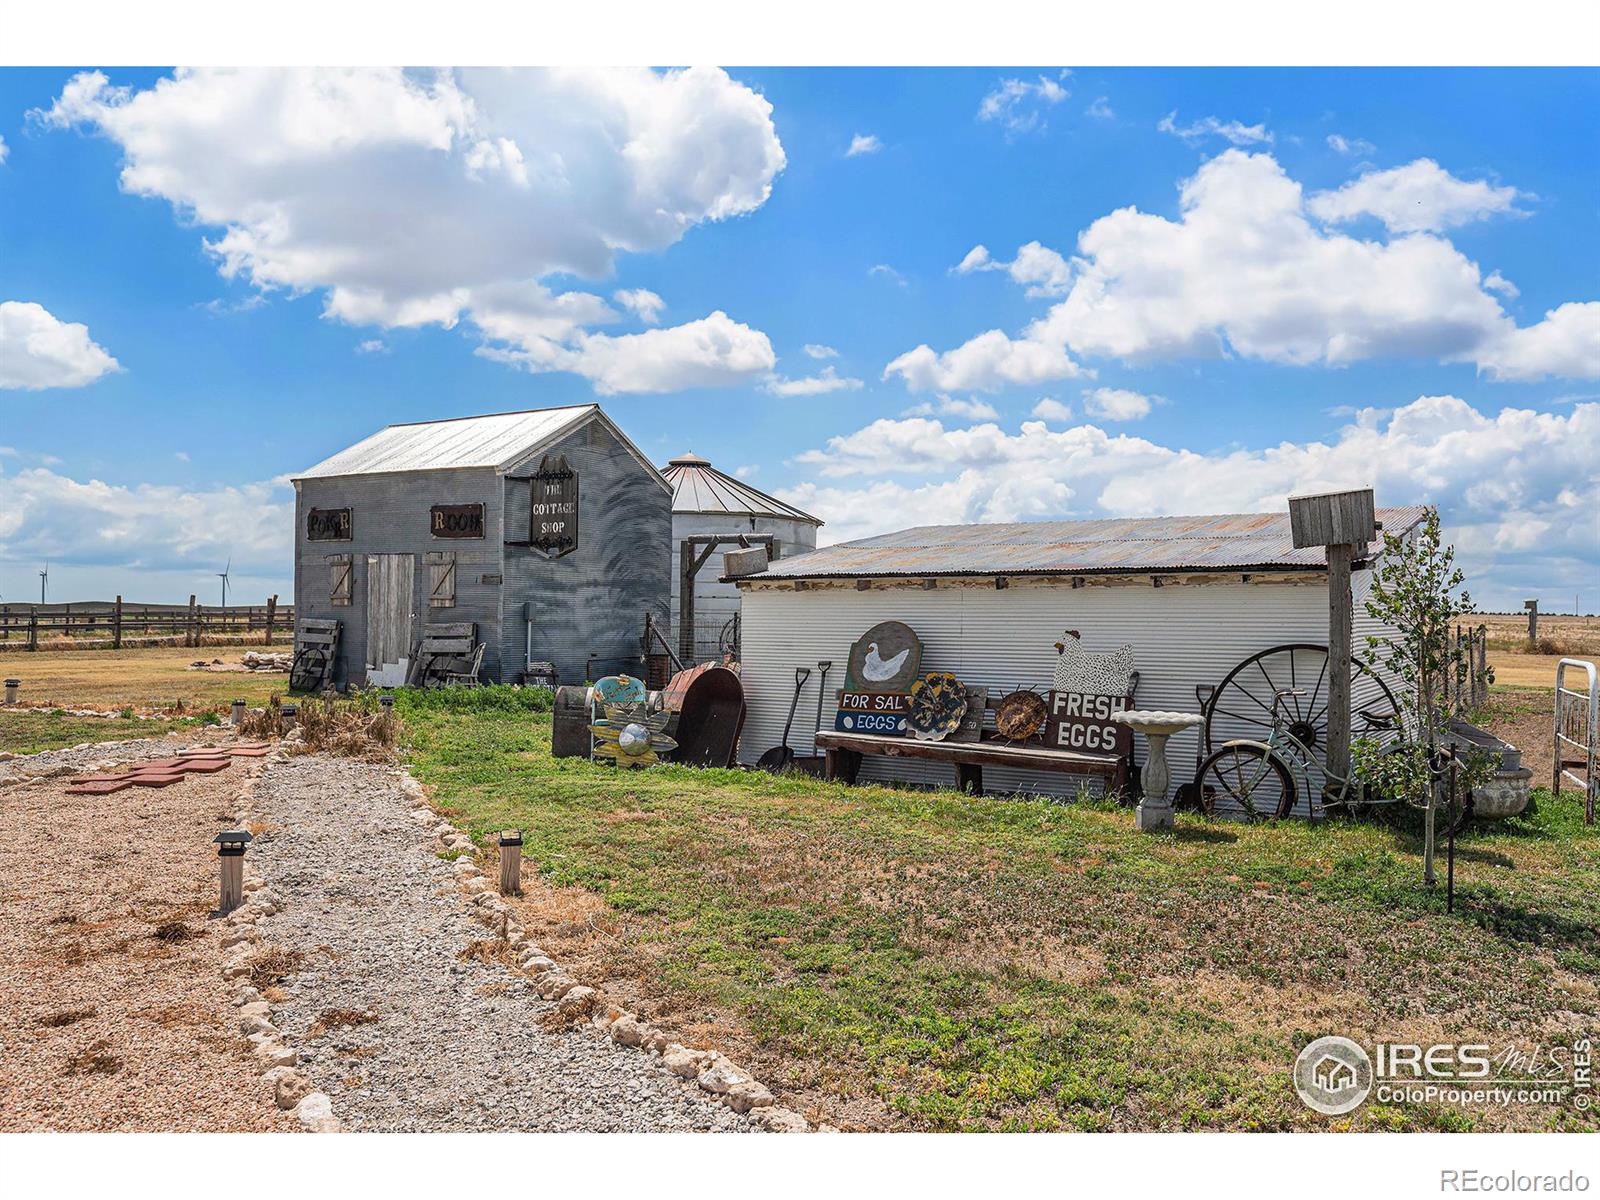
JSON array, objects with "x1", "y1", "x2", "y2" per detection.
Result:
[
  {"x1": 0, "y1": 742, "x2": 295, "y2": 1131},
  {"x1": 0, "y1": 644, "x2": 289, "y2": 713}
]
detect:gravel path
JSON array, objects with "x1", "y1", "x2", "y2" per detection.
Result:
[
  {"x1": 0, "y1": 737, "x2": 294, "y2": 1132},
  {"x1": 249, "y1": 755, "x2": 751, "y2": 1132}
]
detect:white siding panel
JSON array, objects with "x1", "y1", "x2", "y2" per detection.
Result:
[{"x1": 738, "y1": 578, "x2": 1335, "y2": 799}]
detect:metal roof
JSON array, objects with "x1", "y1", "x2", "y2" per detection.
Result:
[
  {"x1": 660, "y1": 453, "x2": 823, "y2": 525},
  {"x1": 750, "y1": 508, "x2": 1427, "y2": 581},
  {"x1": 294, "y1": 404, "x2": 669, "y2": 492}
]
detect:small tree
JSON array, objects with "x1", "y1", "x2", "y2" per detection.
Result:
[{"x1": 1353, "y1": 508, "x2": 1493, "y2": 886}]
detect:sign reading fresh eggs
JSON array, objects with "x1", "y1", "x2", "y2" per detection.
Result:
[
  {"x1": 835, "y1": 690, "x2": 910, "y2": 736},
  {"x1": 1048, "y1": 691, "x2": 1133, "y2": 756}
]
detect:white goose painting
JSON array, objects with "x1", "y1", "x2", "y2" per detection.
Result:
[{"x1": 845, "y1": 620, "x2": 923, "y2": 693}]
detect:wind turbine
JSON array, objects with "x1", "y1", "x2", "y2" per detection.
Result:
[
  {"x1": 216, "y1": 556, "x2": 232, "y2": 608},
  {"x1": 38, "y1": 563, "x2": 48, "y2": 605}
]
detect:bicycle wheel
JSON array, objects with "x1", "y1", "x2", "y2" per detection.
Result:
[{"x1": 1197, "y1": 742, "x2": 1297, "y2": 819}]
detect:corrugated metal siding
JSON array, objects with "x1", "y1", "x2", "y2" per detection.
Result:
[
  {"x1": 296, "y1": 406, "x2": 598, "y2": 479},
  {"x1": 759, "y1": 508, "x2": 1427, "y2": 580},
  {"x1": 294, "y1": 467, "x2": 506, "y2": 685},
  {"x1": 499, "y1": 419, "x2": 671, "y2": 686},
  {"x1": 738, "y1": 577, "x2": 1342, "y2": 803}
]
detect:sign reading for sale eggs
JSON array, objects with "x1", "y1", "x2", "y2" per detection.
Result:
[
  {"x1": 1048, "y1": 691, "x2": 1132, "y2": 756},
  {"x1": 834, "y1": 690, "x2": 910, "y2": 737}
]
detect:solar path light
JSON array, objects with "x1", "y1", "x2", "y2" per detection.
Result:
[
  {"x1": 214, "y1": 829, "x2": 253, "y2": 914},
  {"x1": 3, "y1": 678, "x2": 18, "y2": 706},
  {"x1": 499, "y1": 830, "x2": 523, "y2": 896},
  {"x1": 230, "y1": 698, "x2": 246, "y2": 726},
  {"x1": 279, "y1": 702, "x2": 298, "y2": 734},
  {"x1": 379, "y1": 693, "x2": 395, "y2": 712}
]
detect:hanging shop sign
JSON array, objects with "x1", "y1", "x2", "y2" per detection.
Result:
[
  {"x1": 431, "y1": 503, "x2": 485, "y2": 539},
  {"x1": 306, "y1": 507, "x2": 352, "y2": 541},
  {"x1": 843, "y1": 620, "x2": 923, "y2": 693},
  {"x1": 529, "y1": 454, "x2": 579, "y2": 558},
  {"x1": 834, "y1": 690, "x2": 910, "y2": 736},
  {"x1": 1047, "y1": 690, "x2": 1133, "y2": 756}
]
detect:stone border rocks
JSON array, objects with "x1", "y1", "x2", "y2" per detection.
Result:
[
  {"x1": 219, "y1": 738, "x2": 341, "y2": 1133},
  {"x1": 402, "y1": 768, "x2": 821, "y2": 1134}
]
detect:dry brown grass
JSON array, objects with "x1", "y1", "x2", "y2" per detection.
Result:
[
  {"x1": 0, "y1": 644, "x2": 288, "y2": 712},
  {"x1": 306, "y1": 1007, "x2": 377, "y2": 1039},
  {"x1": 151, "y1": 920, "x2": 199, "y2": 944},
  {"x1": 240, "y1": 694, "x2": 401, "y2": 760},
  {"x1": 246, "y1": 946, "x2": 305, "y2": 991},
  {"x1": 457, "y1": 937, "x2": 515, "y2": 967}
]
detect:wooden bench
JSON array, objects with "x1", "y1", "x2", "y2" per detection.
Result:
[
  {"x1": 408, "y1": 621, "x2": 485, "y2": 688},
  {"x1": 289, "y1": 618, "x2": 341, "y2": 692},
  {"x1": 814, "y1": 731, "x2": 1131, "y2": 799}
]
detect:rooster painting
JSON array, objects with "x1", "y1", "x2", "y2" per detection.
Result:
[{"x1": 1052, "y1": 630, "x2": 1136, "y2": 695}]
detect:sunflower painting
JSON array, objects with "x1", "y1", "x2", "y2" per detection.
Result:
[
  {"x1": 907, "y1": 672, "x2": 969, "y2": 741},
  {"x1": 589, "y1": 702, "x2": 678, "y2": 767}
]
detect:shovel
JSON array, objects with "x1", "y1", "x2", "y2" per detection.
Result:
[
  {"x1": 757, "y1": 666, "x2": 811, "y2": 773},
  {"x1": 789, "y1": 660, "x2": 833, "y2": 777}
]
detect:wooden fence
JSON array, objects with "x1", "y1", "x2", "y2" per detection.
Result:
[
  {"x1": 1439, "y1": 622, "x2": 1491, "y2": 716},
  {"x1": 0, "y1": 595, "x2": 292, "y2": 651}
]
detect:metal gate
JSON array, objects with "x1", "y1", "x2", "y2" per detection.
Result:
[{"x1": 1555, "y1": 658, "x2": 1598, "y2": 824}]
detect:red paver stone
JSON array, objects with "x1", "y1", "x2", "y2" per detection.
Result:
[
  {"x1": 228, "y1": 748, "x2": 272, "y2": 757},
  {"x1": 127, "y1": 773, "x2": 186, "y2": 788},
  {"x1": 175, "y1": 759, "x2": 232, "y2": 774},
  {"x1": 64, "y1": 779, "x2": 135, "y2": 795}
]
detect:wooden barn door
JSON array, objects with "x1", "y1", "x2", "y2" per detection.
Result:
[{"x1": 365, "y1": 554, "x2": 415, "y2": 686}]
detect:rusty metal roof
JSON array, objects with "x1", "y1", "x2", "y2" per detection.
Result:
[
  {"x1": 753, "y1": 508, "x2": 1427, "y2": 580},
  {"x1": 661, "y1": 453, "x2": 823, "y2": 525}
]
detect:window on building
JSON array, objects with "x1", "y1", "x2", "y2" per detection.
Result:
[
  {"x1": 327, "y1": 554, "x2": 353, "y2": 607},
  {"x1": 427, "y1": 551, "x2": 457, "y2": 608}
]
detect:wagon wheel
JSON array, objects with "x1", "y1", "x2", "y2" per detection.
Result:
[{"x1": 1202, "y1": 643, "x2": 1402, "y2": 775}]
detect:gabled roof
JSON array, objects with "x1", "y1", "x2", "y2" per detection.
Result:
[
  {"x1": 294, "y1": 404, "x2": 667, "y2": 492},
  {"x1": 660, "y1": 453, "x2": 823, "y2": 525},
  {"x1": 751, "y1": 508, "x2": 1427, "y2": 581}
]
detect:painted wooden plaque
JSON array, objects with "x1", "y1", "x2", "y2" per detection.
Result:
[
  {"x1": 529, "y1": 454, "x2": 579, "y2": 559},
  {"x1": 949, "y1": 687, "x2": 989, "y2": 743},
  {"x1": 306, "y1": 507, "x2": 352, "y2": 541},
  {"x1": 1047, "y1": 691, "x2": 1133, "y2": 757},
  {"x1": 592, "y1": 674, "x2": 647, "y2": 706},
  {"x1": 431, "y1": 503, "x2": 485, "y2": 539},
  {"x1": 834, "y1": 691, "x2": 910, "y2": 736},
  {"x1": 842, "y1": 620, "x2": 922, "y2": 694}
]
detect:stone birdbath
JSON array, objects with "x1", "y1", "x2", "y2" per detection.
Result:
[{"x1": 1115, "y1": 710, "x2": 1206, "y2": 831}]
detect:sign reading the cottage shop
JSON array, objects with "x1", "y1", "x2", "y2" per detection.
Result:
[
  {"x1": 431, "y1": 503, "x2": 485, "y2": 539},
  {"x1": 1047, "y1": 691, "x2": 1132, "y2": 756},
  {"x1": 834, "y1": 690, "x2": 910, "y2": 736},
  {"x1": 529, "y1": 455, "x2": 579, "y2": 558},
  {"x1": 306, "y1": 507, "x2": 352, "y2": 541}
]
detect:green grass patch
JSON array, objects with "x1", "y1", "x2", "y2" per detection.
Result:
[
  {"x1": 0, "y1": 709, "x2": 190, "y2": 754},
  {"x1": 403, "y1": 708, "x2": 1600, "y2": 1132}
]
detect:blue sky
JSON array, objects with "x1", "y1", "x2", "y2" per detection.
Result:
[{"x1": 1, "y1": 66, "x2": 1595, "y2": 610}]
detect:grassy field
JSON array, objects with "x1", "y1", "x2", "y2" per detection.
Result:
[
  {"x1": 0, "y1": 710, "x2": 194, "y2": 755},
  {"x1": 406, "y1": 705, "x2": 1600, "y2": 1133},
  {"x1": 0, "y1": 645, "x2": 289, "y2": 712}
]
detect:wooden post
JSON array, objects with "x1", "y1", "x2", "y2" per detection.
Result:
[
  {"x1": 1525, "y1": 598, "x2": 1538, "y2": 644},
  {"x1": 264, "y1": 595, "x2": 278, "y2": 646},
  {"x1": 1288, "y1": 489, "x2": 1376, "y2": 788},
  {"x1": 187, "y1": 594, "x2": 198, "y2": 648},
  {"x1": 498, "y1": 830, "x2": 523, "y2": 896},
  {"x1": 113, "y1": 595, "x2": 123, "y2": 650},
  {"x1": 28, "y1": 605, "x2": 38, "y2": 652},
  {"x1": 1326, "y1": 542, "x2": 1354, "y2": 780}
]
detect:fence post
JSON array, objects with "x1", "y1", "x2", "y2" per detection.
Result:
[
  {"x1": 187, "y1": 594, "x2": 198, "y2": 648},
  {"x1": 113, "y1": 595, "x2": 123, "y2": 650},
  {"x1": 28, "y1": 605, "x2": 38, "y2": 651},
  {"x1": 265, "y1": 595, "x2": 278, "y2": 646}
]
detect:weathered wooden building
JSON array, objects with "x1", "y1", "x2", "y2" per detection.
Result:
[
  {"x1": 732, "y1": 509, "x2": 1423, "y2": 811},
  {"x1": 660, "y1": 452, "x2": 822, "y2": 662},
  {"x1": 293, "y1": 404, "x2": 670, "y2": 688}
]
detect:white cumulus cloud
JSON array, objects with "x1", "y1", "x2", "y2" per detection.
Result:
[
  {"x1": 0, "y1": 301, "x2": 122, "y2": 390},
  {"x1": 846, "y1": 133, "x2": 882, "y2": 157},
  {"x1": 890, "y1": 150, "x2": 1598, "y2": 386},
  {"x1": 952, "y1": 240, "x2": 1071, "y2": 298},
  {"x1": 1031, "y1": 398, "x2": 1073, "y2": 421},
  {"x1": 803, "y1": 343, "x2": 839, "y2": 360},
  {"x1": 765, "y1": 365, "x2": 864, "y2": 397},
  {"x1": 1308, "y1": 158, "x2": 1525, "y2": 233},
  {"x1": 978, "y1": 72, "x2": 1069, "y2": 137},
  {"x1": 38, "y1": 67, "x2": 785, "y2": 394},
  {"x1": 902, "y1": 396, "x2": 1001, "y2": 421},
  {"x1": 1083, "y1": 387, "x2": 1155, "y2": 420},
  {"x1": 778, "y1": 396, "x2": 1600, "y2": 606},
  {"x1": 614, "y1": 288, "x2": 665, "y2": 324}
]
